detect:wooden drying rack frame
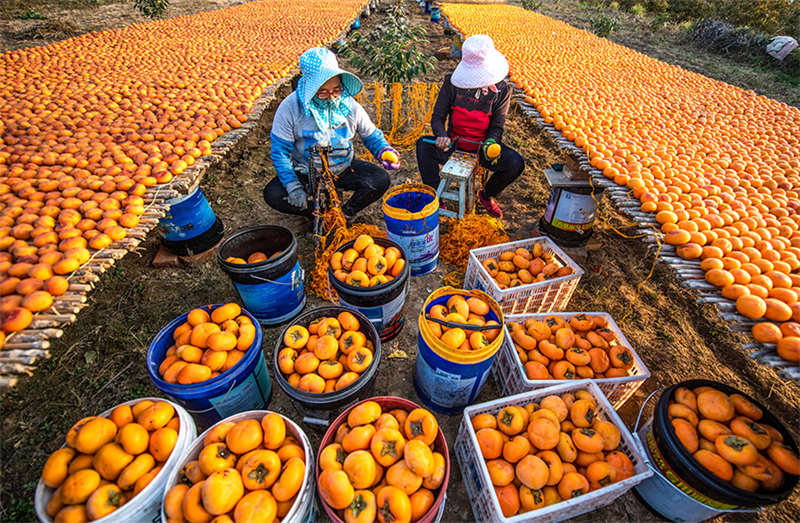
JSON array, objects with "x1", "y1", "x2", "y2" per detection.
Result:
[{"x1": 0, "y1": 3, "x2": 376, "y2": 390}]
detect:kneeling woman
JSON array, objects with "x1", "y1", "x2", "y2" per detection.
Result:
[
  {"x1": 416, "y1": 35, "x2": 523, "y2": 218},
  {"x1": 264, "y1": 47, "x2": 399, "y2": 220}
]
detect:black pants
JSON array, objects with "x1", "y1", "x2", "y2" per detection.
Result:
[
  {"x1": 263, "y1": 159, "x2": 390, "y2": 217},
  {"x1": 415, "y1": 136, "x2": 524, "y2": 198}
]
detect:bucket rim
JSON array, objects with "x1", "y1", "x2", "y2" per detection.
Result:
[
  {"x1": 217, "y1": 224, "x2": 297, "y2": 272},
  {"x1": 328, "y1": 236, "x2": 410, "y2": 294},
  {"x1": 315, "y1": 396, "x2": 450, "y2": 523},
  {"x1": 419, "y1": 287, "x2": 504, "y2": 363},
  {"x1": 146, "y1": 304, "x2": 264, "y2": 391},
  {"x1": 382, "y1": 182, "x2": 439, "y2": 221},
  {"x1": 654, "y1": 379, "x2": 799, "y2": 507},
  {"x1": 272, "y1": 305, "x2": 382, "y2": 404}
]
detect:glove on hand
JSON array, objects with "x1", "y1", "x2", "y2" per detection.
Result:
[
  {"x1": 481, "y1": 138, "x2": 500, "y2": 167},
  {"x1": 378, "y1": 146, "x2": 401, "y2": 170},
  {"x1": 285, "y1": 180, "x2": 308, "y2": 210}
]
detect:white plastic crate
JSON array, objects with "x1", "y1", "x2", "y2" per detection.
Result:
[
  {"x1": 464, "y1": 237, "x2": 583, "y2": 315},
  {"x1": 492, "y1": 312, "x2": 650, "y2": 409},
  {"x1": 455, "y1": 380, "x2": 652, "y2": 523}
]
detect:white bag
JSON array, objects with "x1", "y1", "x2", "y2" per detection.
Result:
[{"x1": 766, "y1": 36, "x2": 798, "y2": 60}]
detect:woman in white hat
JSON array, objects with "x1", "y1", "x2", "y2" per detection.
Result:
[
  {"x1": 265, "y1": 47, "x2": 400, "y2": 219},
  {"x1": 416, "y1": 34, "x2": 523, "y2": 218}
]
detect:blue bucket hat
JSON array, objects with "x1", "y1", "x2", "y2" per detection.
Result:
[{"x1": 296, "y1": 47, "x2": 363, "y2": 116}]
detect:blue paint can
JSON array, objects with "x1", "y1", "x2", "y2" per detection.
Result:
[
  {"x1": 217, "y1": 225, "x2": 306, "y2": 326},
  {"x1": 158, "y1": 186, "x2": 224, "y2": 256}
]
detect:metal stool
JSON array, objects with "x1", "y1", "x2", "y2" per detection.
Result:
[{"x1": 435, "y1": 152, "x2": 480, "y2": 219}]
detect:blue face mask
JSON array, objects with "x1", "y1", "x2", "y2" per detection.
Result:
[{"x1": 309, "y1": 95, "x2": 348, "y2": 133}]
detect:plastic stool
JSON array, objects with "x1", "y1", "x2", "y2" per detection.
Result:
[{"x1": 435, "y1": 152, "x2": 479, "y2": 219}]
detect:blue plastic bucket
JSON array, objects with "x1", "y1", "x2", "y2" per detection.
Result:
[
  {"x1": 383, "y1": 184, "x2": 439, "y2": 276},
  {"x1": 217, "y1": 225, "x2": 305, "y2": 326},
  {"x1": 146, "y1": 305, "x2": 271, "y2": 429},
  {"x1": 158, "y1": 186, "x2": 224, "y2": 255},
  {"x1": 352, "y1": 16, "x2": 361, "y2": 29},
  {"x1": 413, "y1": 287, "x2": 504, "y2": 414}
]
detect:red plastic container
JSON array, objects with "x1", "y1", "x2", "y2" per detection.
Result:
[{"x1": 316, "y1": 396, "x2": 450, "y2": 523}]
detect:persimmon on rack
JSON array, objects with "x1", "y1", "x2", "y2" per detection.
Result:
[
  {"x1": 442, "y1": 4, "x2": 800, "y2": 363},
  {"x1": 0, "y1": 0, "x2": 370, "y2": 337}
]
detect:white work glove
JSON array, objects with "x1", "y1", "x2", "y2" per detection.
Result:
[{"x1": 285, "y1": 180, "x2": 308, "y2": 210}]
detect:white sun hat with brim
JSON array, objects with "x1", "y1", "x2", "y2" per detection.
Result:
[
  {"x1": 296, "y1": 47, "x2": 363, "y2": 111},
  {"x1": 451, "y1": 34, "x2": 509, "y2": 89}
]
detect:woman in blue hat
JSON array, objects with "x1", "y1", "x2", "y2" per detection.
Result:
[{"x1": 264, "y1": 47, "x2": 400, "y2": 219}]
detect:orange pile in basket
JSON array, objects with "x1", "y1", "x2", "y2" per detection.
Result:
[
  {"x1": 0, "y1": 0, "x2": 369, "y2": 340},
  {"x1": 481, "y1": 244, "x2": 573, "y2": 290},
  {"x1": 442, "y1": 4, "x2": 800, "y2": 360},
  {"x1": 471, "y1": 390, "x2": 634, "y2": 517},
  {"x1": 157, "y1": 303, "x2": 256, "y2": 385},
  {"x1": 164, "y1": 413, "x2": 305, "y2": 521},
  {"x1": 508, "y1": 314, "x2": 634, "y2": 381},
  {"x1": 424, "y1": 294, "x2": 501, "y2": 351},
  {"x1": 318, "y1": 401, "x2": 446, "y2": 522},
  {"x1": 40, "y1": 400, "x2": 180, "y2": 521},
  {"x1": 277, "y1": 310, "x2": 374, "y2": 394},
  {"x1": 330, "y1": 234, "x2": 405, "y2": 288},
  {"x1": 667, "y1": 384, "x2": 799, "y2": 491}
]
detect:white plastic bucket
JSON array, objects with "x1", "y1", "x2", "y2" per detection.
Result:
[
  {"x1": 161, "y1": 410, "x2": 317, "y2": 523},
  {"x1": 34, "y1": 397, "x2": 197, "y2": 523}
]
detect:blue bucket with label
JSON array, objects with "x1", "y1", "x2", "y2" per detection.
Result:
[
  {"x1": 328, "y1": 237, "x2": 410, "y2": 342},
  {"x1": 414, "y1": 287, "x2": 504, "y2": 414},
  {"x1": 146, "y1": 304, "x2": 271, "y2": 429},
  {"x1": 158, "y1": 186, "x2": 224, "y2": 256},
  {"x1": 383, "y1": 183, "x2": 439, "y2": 276},
  {"x1": 217, "y1": 225, "x2": 306, "y2": 326}
]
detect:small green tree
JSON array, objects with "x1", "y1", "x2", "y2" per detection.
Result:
[
  {"x1": 521, "y1": 0, "x2": 544, "y2": 11},
  {"x1": 339, "y1": 2, "x2": 436, "y2": 83},
  {"x1": 132, "y1": 0, "x2": 169, "y2": 18}
]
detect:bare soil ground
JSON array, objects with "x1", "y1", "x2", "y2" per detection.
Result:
[{"x1": 1, "y1": 1, "x2": 799, "y2": 522}]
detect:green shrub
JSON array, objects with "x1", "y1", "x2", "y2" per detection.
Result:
[
  {"x1": 132, "y1": 0, "x2": 169, "y2": 17},
  {"x1": 589, "y1": 14, "x2": 620, "y2": 37},
  {"x1": 15, "y1": 9, "x2": 46, "y2": 20},
  {"x1": 650, "y1": 12, "x2": 670, "y2": 30},
  {"x1": 608, "y1": 2, "x2": 620, "y2": 11},
  {"x1": 521, "y1": 0, "x2": 544, "y2": 11},
  {"x1": 339, "y1": 2, "x2": 436, "y2": 83},
  {"x1": 630, "y1": 4, "x2": 646, "y2": 16}
]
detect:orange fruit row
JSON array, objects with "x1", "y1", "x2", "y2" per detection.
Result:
[
  {"x1": 318, "y1": 401, "x2": 445, "y2": 522},
  {"x1": 277, "y1": 310, "x2": 374, "y2": 394},
  {"x1": 157, "y1": 303, "x2": 256, "y2": 385},
  {"x1": 330, "y1": 234, "x2": 406, "y2": 287},
  {"x1": 508, "y1": 314, "x2": 635, "y2": 381},
  {"x1": 164, "y1": 413, "x2": 305, "y2": 522},
  {"x1": 442, "y1": 4, "x2": 800, "y2": 361},
  {"x1": 40, "y1": 399, "x2": 180, "y2": 521},
  {"x1": 0, "y1": 0, "x2": 370, "y2": 339},
  {"x1": 667, "y1": 385, "x2": 799, "y2": 491},
  {"x1": 425, "y1": 294, "x2": 501, "y2": 350},
  {"x1": 471, "y1": 390, "x2": 634, "y2": 517},
  {"x1": 481, "y1": 244, "x2": 572, "y2": 290}
]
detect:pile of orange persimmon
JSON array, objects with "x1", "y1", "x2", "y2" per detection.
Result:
[
  {"x1": 226, "y1": 250, "x2": 282, "y2": 265},
  {"x1": 156, "y1": 303, "x2": 256, "y2": 385},
  {"x1": 40, "y1": 400, "x2": 181, "y2": 521},
  {"x1": 508, "y1": 314, "x2": 635, "y2": 381},
  {"x1": 0, "y1": 0, "x2": 371, "y2": 343},
  {"x1": 471, "y1": 390, "x2": 634, "y2": 517},
  {"x1": 668, "y1": 384, "x2": 799, "y2": 491},
  {"x1": 277, "y1": 310, "x2": 374, "y2": 394},
  {"x1": 481, "y1": 244, "x2": 573, "y2": 290},
  {"x1": 442, "y1": 5, "x2": 800, "y2": 363},
  {"x1": 318, "y1": 401, "x2": 446, "y2": 522},
  {"x1": 164, "y1": 413, "x2": 305, "y2": 522},
  {"x1": 424, "y1": 294, "x2": 501, "y2": 351},
  {"x1": 330, "y1": 234, "x2": 406, "y2": 288}
]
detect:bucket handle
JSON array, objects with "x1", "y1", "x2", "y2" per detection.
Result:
[
  {"x1": 424, "y1": 315, "x2": 499, "y2": 332},
  {"x1": 248, "y1": 266, "x2": 305, "y2": 289},
  {"x1": 634, "y1": 387, "x2": 663, "y2": 435},
  {"x1": 184, "y1": 381, "x2": 239, "y2": 415}
]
